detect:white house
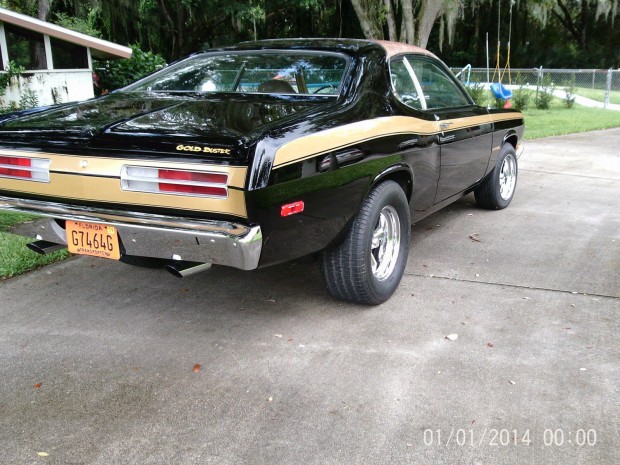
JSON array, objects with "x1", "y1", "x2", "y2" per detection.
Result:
[{"x1": 0, "y1": 7, "x2": 131, "y2": 107}]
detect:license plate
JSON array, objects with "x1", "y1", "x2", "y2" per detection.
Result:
[{"x1": 66, "y1": 221, "x2": 120, "y2": 260}]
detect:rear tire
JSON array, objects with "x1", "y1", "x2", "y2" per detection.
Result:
[
  {"x1": 475, "y1": 144, "x2": 518, "y2": 210},
  {"x1": 321, "y1": 180, "x2": 410, "y2": 305}
]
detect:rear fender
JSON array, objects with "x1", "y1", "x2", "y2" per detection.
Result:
[{"x1": 370, "y1": 163, "x2": 413, "y2": 202}]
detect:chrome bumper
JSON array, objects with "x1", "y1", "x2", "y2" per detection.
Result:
[{"x1": 0, "y1": 196, "x2": 262, "y2": 270}]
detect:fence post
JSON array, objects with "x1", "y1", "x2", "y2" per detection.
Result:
[
  {"x1": 535, "y1": 66, "x2": 543, "y2": 102},
  {"x1": 604, "y1": 69, "x2": 612, "y2": 108},
  {"x1": 592, "y1": 70, "x2": 595, "y2": 89}
]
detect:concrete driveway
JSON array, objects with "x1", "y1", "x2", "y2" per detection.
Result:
[{"x1": 1, "y1": 129, "x2": 618, "y2": 465}]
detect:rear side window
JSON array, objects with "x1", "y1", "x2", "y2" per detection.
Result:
[{"x1": 391, "y1": 56, "x2": 471, "y2": 110}]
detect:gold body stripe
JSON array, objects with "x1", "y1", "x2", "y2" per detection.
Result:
[
  {"x1": 0, "y1": 150, "x2": 248, "y2": 218},
  {"x1": 0, "y1": 150, "x2": 247, "y2": 189},
  {"x1": 489, "y1": 113, "x2": 525, "y2": 123},
  {"x1": 274, "y1": 116, "x2": 439, "y2": 168},
  {"x1": 273, "y1": 113, "x2": 522, "y2": 169}
]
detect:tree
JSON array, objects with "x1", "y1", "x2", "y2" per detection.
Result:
[
  {"x1": 350, "y1": 0, "x2": 383, "y2": 39},
  {"x1": 2, "y1": 0, "x2": 618, "y2": 68},
  {"x1": 95, "y1": 44, "x2": 166, "y2": 94},
  {"x1": 349, "y1": 0, "x2": 463, "y2": 48},
  {"x1": 36, "y1": 0, "x2": 50, "y2": 20},
  {"x1": 528, "y1": 0, "x2": 620, "y2": 52}
]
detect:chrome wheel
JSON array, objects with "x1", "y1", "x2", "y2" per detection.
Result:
[
  {"x1": 370, "y1": 205, "x2": 401, "y2": 281},
  {"x1": 499, "y1": 153, "x2": 517, "y2": 200},
  {"x1": 321, "y1": 180, "x2": 410, "y2": 305}
]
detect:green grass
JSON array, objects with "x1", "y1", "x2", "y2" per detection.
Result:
[
  {"x1": 0, "y1": 211, "x2": 39, "y2": 232},
  {"x1": 0, "y1": 212, "x2": 70, "y2": 279},
  {"x1": 523, "y1": 99, "x2": 620, "y2": 139},
  {"x1": 573, "y1": 87, "x2": 620, "y2": 105}
]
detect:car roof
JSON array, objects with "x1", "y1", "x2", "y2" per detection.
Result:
[
  {"x1": 213, "y1": 38, "x2": 439, "y2": 60},
  {"x1": 372, "y1": 40, "x2": 438, "y2": 60}
]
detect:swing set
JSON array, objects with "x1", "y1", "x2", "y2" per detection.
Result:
[{"x1": 490, "y1": 0, "x2": 514, "y2": 108}]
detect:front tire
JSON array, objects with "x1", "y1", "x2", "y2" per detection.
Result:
[
  {"x1": 321, "y1": 180, "x2": 411, "y2": 305},
  {"x1": 475, "y1": 144, "x2": 518, "y2": 210}
]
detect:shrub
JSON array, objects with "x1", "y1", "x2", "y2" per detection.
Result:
[
  {"x1": 94, "y1": 44, "x2": 166, "y2": 95},
  {"x1": 563, "y1": 77, "x2": 577, "y2": 109},
  {"x1": 535, "y1": 75, "x2": 555, "y2": 110},
  {"x1": 0, "y1": 61, "x2": 36, "y2": 115},
  {"x1": 0, "y1": 61, "x2": 25, "y2": 96},
  {"x1": 509, "y1": 73, "x2": 531, "y2": 111},
  {"x1": 511, "y1": 86, "x2": 532, "y2": 111},
  {"x1": 18, "y1": 89, "x2": 38, "y2": 109},
  {"x1": 465, "y1": 83, "x2": 488, "y2": 106}
]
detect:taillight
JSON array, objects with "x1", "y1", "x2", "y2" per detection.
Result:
[
  {"x1": 158, "y1": 169, "x2": 227, "y2": 196},
  {"x1": 0, "y1": 156, "x2": 50, "y2": 182},
  {"x1": 121, "y1": 166, "x2": 228, "y2": 198}
]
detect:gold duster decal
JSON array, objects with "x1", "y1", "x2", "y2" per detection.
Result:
[{"x1": 176, "y1": 145, "x2": 231, "y2": 155}]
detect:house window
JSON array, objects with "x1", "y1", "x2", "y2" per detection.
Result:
[
  {"x1": 4, "y1": 23, "x2": 47, "y2": 70},
  {"x1": 50, "y1": 37, "x2": 88, "y2": 69}
]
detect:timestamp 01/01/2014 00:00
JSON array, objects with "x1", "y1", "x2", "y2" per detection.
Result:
[{"x1": 422, "y1": 428, "x2": 598, "y2": 448}]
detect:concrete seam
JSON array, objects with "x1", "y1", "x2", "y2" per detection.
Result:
[{"x1": 404, "y1": 272, "x2": 620, "y2": 300}]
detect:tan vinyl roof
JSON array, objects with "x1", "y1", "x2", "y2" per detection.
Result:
[
  {"x1": 0, "y1": 7, "x2": 131, "y2": 59},
  {"x1": 373, "y1": 40, "x2": 438, "y2": 60}
]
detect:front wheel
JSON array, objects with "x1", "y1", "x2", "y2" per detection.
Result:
[
  {"x1": 321, "y1": 180, "x2": 411, "y2": 305},
  {"x1": 474, "y1": 144, "x2": 518, "y2": 210}
]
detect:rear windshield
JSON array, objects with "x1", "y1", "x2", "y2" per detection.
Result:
[{"x1": 126, "y1": 51, "x2": 349, "y2": 96}]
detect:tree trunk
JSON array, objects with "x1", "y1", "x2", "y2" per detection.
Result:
[
  {"x1": 157, "y1": 0, "x2": 178, "y2": 58},
  {"x1": 415, "y1": 0, "x2": 444, "y2": 49},
  {"x1": 553, "y1": 0, "x2": 582, "y2": 51},
  {"x1": 176, "y1": 0, "x2": 185, "y2": 57},
  {"x1": 579, "y1": 0, "x2": 588, "y2": 51},
  {"x1": 401, "y1": 0, "x2": 415, "y2": 44},
  {"x1": 384, "y1": 0, "x2": 398, "y2": 41},
  {"x1": 33, "y1": 0, "x2": 52, "y2": 69},
  {"x1": 37, "y1": 0, "x2": 51, "y2": 21},
  {"x1": 350, "y1": 0, "x2": 383, "y2": 39}
]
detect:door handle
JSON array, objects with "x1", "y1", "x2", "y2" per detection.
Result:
[{"x1": 439, "y1": 122, "x2": 453, "y2": 130}]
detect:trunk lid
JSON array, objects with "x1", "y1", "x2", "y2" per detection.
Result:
[{"x1": 0, "y1": 92, "x2": 332, "y2": 164}]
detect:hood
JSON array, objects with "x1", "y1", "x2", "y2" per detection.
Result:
[{"x1": 0, "y1": 92, "x2": 333, "y2": 163}]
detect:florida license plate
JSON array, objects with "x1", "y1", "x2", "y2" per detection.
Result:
[{"x1": 66, "y1": 221, "x2": 120, "y2": 260}]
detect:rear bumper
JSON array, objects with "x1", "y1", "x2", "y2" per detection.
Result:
[{"x1": 0, "y1": 196, "x2": 262, "y2": 270}]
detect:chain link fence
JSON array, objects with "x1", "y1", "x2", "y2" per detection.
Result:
[{"x1": 451, "y1": 66, "x2": 620, "y2": 108}]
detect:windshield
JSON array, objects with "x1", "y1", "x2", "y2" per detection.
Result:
[{"x1": 126, "y1": 51, "x2": 350, "y2": 96}]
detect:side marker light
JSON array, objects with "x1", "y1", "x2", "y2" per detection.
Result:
[{"x1": 281, "y1": 201, "x2": 305, "y2": 217}]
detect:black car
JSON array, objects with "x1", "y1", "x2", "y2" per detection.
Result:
[{"x1": 0, "y1": 39, "x2": 524, "y2": 304}]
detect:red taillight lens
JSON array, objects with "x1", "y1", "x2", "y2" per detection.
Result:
[
  {"x1": 158, "y1": 169, "x2": 228, "y2": 196},
  {"x1": 121, "y1": 166, "x2": 228, "y2": 198},
  {"x1": 0, "y1": 156, "x2": 32, "y2": 179},
  {"x1": 0, "y1": 155, "x2": 49, "y2": 181},
  {"x1": 281, "y1": 201, "x2": 305, "y2": 217}
]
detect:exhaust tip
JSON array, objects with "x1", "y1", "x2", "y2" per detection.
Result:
[
  {"x1": 164, "y1": 261, "x2": 212, "y2": 278},
  {"x1": 27, "y1": 240, "x2": 66, "y2": 255}
]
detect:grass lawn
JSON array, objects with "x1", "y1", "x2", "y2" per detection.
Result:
[
  {"x1": 522, "y1": 99, "x2": 620, "y2": 140},
  {"x1": 0, "y1": 212, "x2": 70, "y2": 279},
  {"x1": 574, "y1": 87, "x2": 620, "y2": 105}
]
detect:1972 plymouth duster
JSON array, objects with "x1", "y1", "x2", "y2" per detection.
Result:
[{"x1": 0, "y1": 39, "x2": 523, "y2": 305}]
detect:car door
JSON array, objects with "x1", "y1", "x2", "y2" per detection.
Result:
[{"x1": 396, "y1": 55, "x2": 494, "y2": 203}]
